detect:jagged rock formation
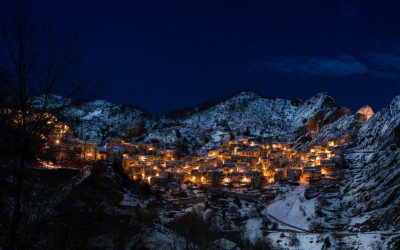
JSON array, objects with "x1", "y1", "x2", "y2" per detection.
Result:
[
  {"x1": 342, "y1": 96, "x2": 400, "y2": 231},
  {"x1": 356, "y1": 105, "x2": 374, "y2": 123}
]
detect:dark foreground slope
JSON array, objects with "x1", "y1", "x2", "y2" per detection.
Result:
[{"x1": 0, "y1": 163, "x2": 159, "y2": 249}]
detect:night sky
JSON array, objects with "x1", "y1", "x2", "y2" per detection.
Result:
[{"x1": 32, "y1": 0, "x2": 400, "y2": 114}]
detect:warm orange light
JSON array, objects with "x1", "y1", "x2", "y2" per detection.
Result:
[
  {"x1": 223, "y1": 177, "x2": 231, "y2": 183},
  {"x1": 113, "y1": 139, "x2": 340, "y2": 188},
  {"x1": 241, "y1": 176, "x2": 251, "y2": 183}
]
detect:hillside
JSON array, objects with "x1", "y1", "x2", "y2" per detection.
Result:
[
  {"x1": 46, "y1": 91, "x2": 350, "y2": 155},
  {"x1": 142, "y1": 91, "x2": 350, "y2": 154},
  {"x1": 341, "y1": 96, "x2": 400, "y2": 231}
]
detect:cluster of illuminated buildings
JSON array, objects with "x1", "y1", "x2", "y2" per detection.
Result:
[
  {"x1": 116, "y1": 137, "x2": 345, "y2": 190},
  {"x1": 43, "y1": 117, "x2": 346, "y2": 190},
  {"x1": 2, "y1": 107, "x2": 346, "y2": 191}
]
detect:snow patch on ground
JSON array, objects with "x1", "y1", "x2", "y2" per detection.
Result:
[
  {"x1": 266, "y1": 184, "x2": 316, "y2": 231},
  {"x1": 350, "y1": 214, "x2": 371, "y2": 226},
  {"x1": 119, "y1": 192, "x2": 149, "y2": 208},
  {"x1": 267, "y1": 232, "x2": 395, "y2": 250},
  {"x1": 268, "y1": 232, "x2": 325, "y2": 250},
  {"x1": 244, "y1": 217, "x2": 263, "y2": 243}
]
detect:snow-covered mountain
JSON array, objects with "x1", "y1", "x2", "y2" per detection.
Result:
[
  {"x1": 61, "y1": 100, "x2": 152, "y2": 141},
  {"x1": 142, "y1": 91, "x2": 349, "y2": 154},
  {"x1": 47, "y1": 91, "x2": 350, "y2": 153},
  {"x1": 341, "y1": 96, "x2": 400, "y2": 231},
  {"x1": 31, "y1": 95, "x2": 152, "y2": 142}
]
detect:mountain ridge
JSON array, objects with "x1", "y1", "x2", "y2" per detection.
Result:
[{"x1": 42, "y1": 91, "x2": 364, "y2": 151}]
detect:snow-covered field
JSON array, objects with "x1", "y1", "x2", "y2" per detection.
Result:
[
  {"x1": 264, "y1": 184, "x2": 316, "y2": 231},
  {"x1": 267, "y1": 232, "x2": 395, "y2": 250}
]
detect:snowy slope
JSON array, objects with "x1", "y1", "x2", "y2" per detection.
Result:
[
  {"x1": 61, "y1": 99, "x2": 151, "y2": 141},
  {"x1": 41, "y1": 91, "x2": 349, "y2": 151},
  {"x1": 342, "y1": 96, "x2": 400, "y2": 231},
  {"x1": 303, "y1": 114, "x2": 356, "y2": 147},
  {"x1": 142, "y1": 91, "x2": 347, "y2": 154},
  {"x1": 31, "y1": 94, "x2": 152, "y2": 142},
  {"x1": 264, "y1": 184, "x2": 316, "y2": 231}
]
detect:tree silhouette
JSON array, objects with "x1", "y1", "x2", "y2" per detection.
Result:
[{"x1": 0, "y1": 2, "x2": 99, "y2": 248}]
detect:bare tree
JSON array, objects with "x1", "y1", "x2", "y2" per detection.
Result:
[{"x1": 0, "y1": 1, "x2": 100, "y2": 249}]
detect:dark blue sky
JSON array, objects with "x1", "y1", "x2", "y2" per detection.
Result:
[{"x1": 33, "y1": 0, "x2": 400, "y2": 114}]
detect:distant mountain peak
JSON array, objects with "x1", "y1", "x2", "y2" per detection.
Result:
[
  {"x1": 231, "y1": 89, "x2": 261, "y2": 97},
  {"x1": 314, "y1": 92, "x2": 329, "y2": 97}
]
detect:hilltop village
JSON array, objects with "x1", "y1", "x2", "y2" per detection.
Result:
[
  {"x1": 26, "y1": 107, "x2": 351, "y2": 202},
  {"x1": 119, "y1": 138, "x2": 345, "y2": 193},
  {"x1": 4, "y1": 98, "x2": 349, "y2": 201},
  {"x1": 48, "y1": 132, "x2": 347, "y2": 200}
]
